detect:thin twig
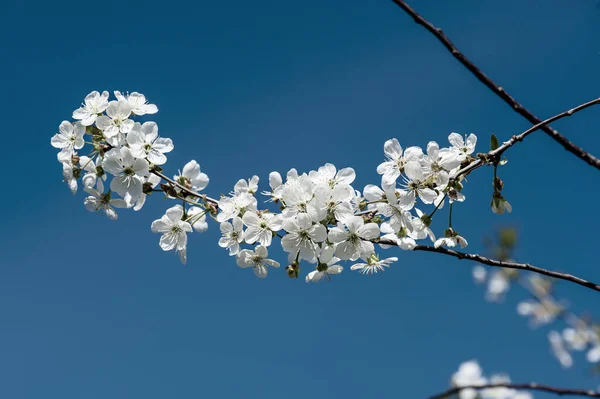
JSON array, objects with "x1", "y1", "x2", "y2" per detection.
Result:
[
  {"x1": 453, "y1": 97, "x2": 600, "y2": 179},
  {"x1": 412, "y1": 245, "x2": 600, "y2": 292},
  {"x1": 430, "y1": 383, "x2": 600, "y2": 399},
  {"x1": 376, "y1": 238, "x2": 600, "y2": 292},
  {"x1": 152, "y1": 170, "x2": 219, "y2": 205},
  {"x1": 390, "y1": 0, "x2": 600, "y2": 170}
]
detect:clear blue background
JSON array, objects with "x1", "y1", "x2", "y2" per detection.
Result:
[{"x1": 2, "y1": 0, "x2": 600, "y2": 397}]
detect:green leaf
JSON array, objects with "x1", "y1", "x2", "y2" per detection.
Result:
[{"x1": 490, "y1": 134, "x2": 499, "y2": 151}]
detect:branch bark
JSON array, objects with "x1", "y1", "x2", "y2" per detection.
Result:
[
  {"x1": 375, "y1": 238, "x2": 600, "y2": 293},
  {"x1": 412, "y1": 245, "x2": 600, "y2": 292},
  {"x1": 151, "y1": 170, "x2": 220, "y2": 206},
  {"x1": 390, "y1": 0, "x2": 600, "y2": 170},
  {"x1": 453, "y1": 97, "x2": 600, "y2": 179},
  {"x1": 430, "y1": 383, "x2": 600, "y2": 399}
]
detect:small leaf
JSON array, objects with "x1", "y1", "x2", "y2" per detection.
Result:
[{"x1": 490, "y1": 134, "x2": 499, "y2": 151}]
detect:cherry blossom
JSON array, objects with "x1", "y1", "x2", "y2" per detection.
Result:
[
  {"x1": 236, "y1": 245, "x2": 279, "y2": 278},
  {"x1": 151, "y1": 205, "x2": 192, "y2": 264},
  {"x1": 174, "y1": 160, "x2": 210, "y2": 193},
  {"x1": 350, "y1": 253, "x2": 398, "y2": 275},
  {"x1": 305, "y1": 246, "x2": 343, "y2": 283},
  {"x1": 218, "y1": 217, "x2": 245, "y2": 256},
  {"x1": 327, "y1": 216, "x2": 379, "y2": 260},
  {"x1": 102, "y1": 147, "x2": 149, "y2": 204},
  {"x1": 114, "y1": 91, "x2": 158, "y2": 115},
  {"x1": 72, "y1": 91, "x2": 109, "y2": 126},
  {"x1": 84, "y1": 188, "x2": 128, "y2": 220},
  {"x1": 96, "y1": 100, "x2": 135, "y2": 138},
  {"x1": 127, "y1": 122, "x2": 173, "y2": 165},
  {"x1": 51, "y1": 121, "x2": 85, "y2": 157}
]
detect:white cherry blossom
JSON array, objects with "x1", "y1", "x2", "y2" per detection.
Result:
[
  {"x1": 84, "y1": 188, "x2": 127, "y2": 220},
  {"x1": 242, "y1": 211, "x2": 282, "y2": 247},
  {"x1": 434, "y1": 228, "x2": 468, "y2": 249},
  {"x1": 309, "y1": 163, "x2": 355, "y2": 188},
  {"x1": 350, "y1": 253, "x2": 397, "y2": 275},
  {"x1": 449, "y1": 132, "x2": 477, "y2": 160},
  {"x1": 127, "y1": 122, "x2": 173, "y2": 165},
  {"x1": 174, "y1": 160, "x2": 210, "y2": 192},
  {"x1": 79, "y1": 155, "x2": 106, "y2": 193},
  {"x1": 306, "y1": 246, "x2": 343, "y2": 283},
  {"x1": 72, "y1": 91, "x2": 109, "y2": 126},
  {"x1": 377, "y1": 138, "x2": 423, "y2": 190},
  {"x1": 218, "y1": 217, "x2": 244, "y2": 256},
  {"x1": 151, "y1": 205, "x2": 192, "y2": 264},
  {"x1": 451, "y1": 360, "x2": 487, "y2": 399},
  {"x1": 281, "y1": 213, "x2": 327, "y2": 261},
  {"x1": 61, "y1": 158, "x2": 78, "y2": 194},
  {"x1": 234, "y1": 175, "x2": 259, "y2": 195},
  {"x1": 236, "y1": 245, "x2": 279, "y2": 278},
  {"x1": 96, "y1": 100, "x2": 135, "y2": 138},
  {"x1": 401, "y1": 160, "x2": 437, "y2": 205},
  {"x1": 114, "y1": 91, "x2": 158, "y2": 115},
  {"x1": 103, "y1": 147, "x2": 150, "y2": 204},
  {"x1": 217, "y1": 193, "x2": 257, "y2": 223},
  {"x1": 51, "y1": 121, "x2": 85, "y2": 156},
  {"x1": 327, "y1": 216, "x2": 379, "y2": 260},
  {"x1": 378, "y1": 222, "x2": 416, "y2": 250},
  {"x1": 549, "y1": 330, "x2": 573, "y2": 368}
]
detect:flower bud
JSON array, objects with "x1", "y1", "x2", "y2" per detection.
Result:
[
  {"x1": 97, "y1": 143, "x2": 112, "y2": 156},
  {"x1": 161, "y1": 183, "x2": 178, "y2": 198},
  {"x1": 286, "y1": 261, "x2": 300, "y2": 278},
  {"x1": 143, "y1": 182, "x2": 155, "y2": 194},
  {"x1": 358, "y1": 199, "x2": 368, "y2": 210}
]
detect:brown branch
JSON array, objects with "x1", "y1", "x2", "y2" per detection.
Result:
[
  {"x1": 412, "y1": 245, "x2": 600, "y2": 293},
  {"x1": 453, "y1": 96, "x2": 600, "y2": 179},
  {"x1": 376, "y1": 238, "x2": 600, "y2": 292},
  {"x1": 390, "y1": 0, "x2": 600, "y2": 170},
  {"x1": 430, "y1": 383, "x2": 600, "y2": 399},
  {"x1": 152, "y1": 170, "x2": 219, "y2": 206}
]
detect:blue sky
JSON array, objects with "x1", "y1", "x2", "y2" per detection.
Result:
[{"x1": 2, "y1": 0, "x2": 600, "y2": 397}]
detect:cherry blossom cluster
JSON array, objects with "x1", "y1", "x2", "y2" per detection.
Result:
[
  {"x1": 52, "y1": 91, "x2": 482, "y2": 281},
  {"x1": 50, "y1": 91, "x2": 170, "y2": 217},
  {"x1": 451, "y1": 360, "x2": 533, "y2": 399},
  {"x1": 473, "y1": 256, "x2": 600, "y2": 370}
]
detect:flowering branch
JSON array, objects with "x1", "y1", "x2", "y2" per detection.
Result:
[
  {"x1": 52, "y1": 90, "x2": 600, "y2": 288},
  {"x1": 390, "y1": 0, "x2": 600, "y2": 170},
  {"x1": 453, "y1": 97, "x2": 600, "y2": 180},
  {"x1": 152, "y1": 169, "x2": 219, "y2": 205},
  {"x1": 410, "y1": 244, "x2": 600, "y2": 293},
  {"x1": 429, "y1": 383, "x2": 600, "y2": 399}
]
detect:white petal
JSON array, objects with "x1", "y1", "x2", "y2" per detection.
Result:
[{"x1": 383, "y1": 138, "x2": 402, "y2": 160}]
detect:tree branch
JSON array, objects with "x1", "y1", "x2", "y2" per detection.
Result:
[
  {"x1": 151, "y1": 170, "x2": 220, "y2": 206},
  {"x1": 376, "y1": 238, "x2": 600, "y2": 292},
  {"x1": 453, "y1": 96, "x2": 600, "y2": 179},
  {"x1": 412, "y1": 244, "x2": 600, "y2": 293},
  {"x1": 430, "y1": 383, "x2": 600, "y2": 399},
  {"x1": 390, "y1": 0, "x2": 600, "y2": 170}
]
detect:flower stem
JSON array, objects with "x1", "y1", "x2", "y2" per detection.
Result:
[{"x1": 429, "y1": 193, "x2": 447, "y2": 218}]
